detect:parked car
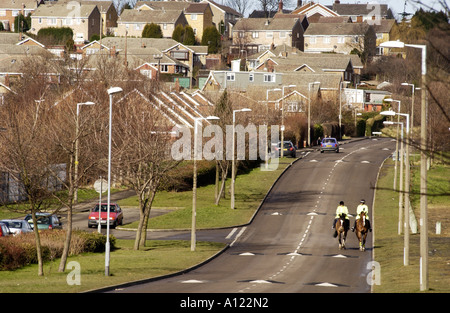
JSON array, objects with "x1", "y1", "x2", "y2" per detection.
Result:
[
  {"x1": 320, "y1": 137, "x2": 339, "y2": 153},
  {"x1": 88, "y1": 203, "x2": 123, "y2": 229},
  {"x1": 24, "y1": 213, "x2": 63, "y2": 230},
  {"x1": 274, "y1": 141, "x2": 297, "y2": 157},
  {"x1": 0, "y1": 222, "x2": 12, "y2": 237},
  {"x1": 0, "y1": 219, "x2": 33, "y2": 235}
]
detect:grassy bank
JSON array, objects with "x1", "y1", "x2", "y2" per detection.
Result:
[
  {"x1": 373, "y1": 158, "x2": 450, "y2": 292},
  {"x1": 0, "y1": 239, "x2": 225, "y2": 293}
]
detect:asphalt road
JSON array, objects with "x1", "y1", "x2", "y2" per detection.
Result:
[{"x1": 104, "y1": 137, "x2": 395, "y2": 294}]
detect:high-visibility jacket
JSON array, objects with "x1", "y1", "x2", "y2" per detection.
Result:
[
  {"x1": 335, "y1": 205, "x2": 349, "y2": 219},
  {"x1": 356, "y1": 204, "x2": 369, "y2": 220}
]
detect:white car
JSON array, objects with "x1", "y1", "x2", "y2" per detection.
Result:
[{"x1": 0, "y1": 219, "x2": 33, "y2": 235}]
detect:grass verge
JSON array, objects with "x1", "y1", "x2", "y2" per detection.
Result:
[
  {"x1": 373, "y1": 158, "x2": 450, "y2": 292},
  {"x1": 0, "y1": 239, "x2": 225, "y2": 293},
  {"x1": 119, "y1": 158, "x2": 294, "y2": 229}
]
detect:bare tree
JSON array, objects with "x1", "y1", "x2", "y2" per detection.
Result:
[{"x1": 111, "y1": 87, "x2": 180, "y2": 250}]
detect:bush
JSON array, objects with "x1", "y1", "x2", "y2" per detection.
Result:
[{"x1": 0, "y1": 230, "x2": 115, "y2": 271}]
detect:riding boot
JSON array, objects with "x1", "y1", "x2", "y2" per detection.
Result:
[
  {"x1": 351, "y1": 220, "x2": 356, "y2": 232},
  {"x1": 367, "y1": 219, "x2": 372, "y2": 232}
]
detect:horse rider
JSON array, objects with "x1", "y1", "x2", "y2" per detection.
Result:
[
  {"x1": 352, "y1": 199, "x2": 372, "y2": 232},
  {"x1": 332, "y1": 201, "x2": 350, "y2": 230}
]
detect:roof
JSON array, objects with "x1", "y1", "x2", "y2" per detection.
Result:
[
  {"x1": 57, "y1": 0, "x2": 115, "y2": 13},
  {"x1": 119, "y1": 9, "x2": 184, "y2": 24},
  {"x1": 372, "y1": 19, "x2": 396, "y2": 33},
  {"x1": 202, "y1": 0, "x2": 241, "y2": 17},
  {"x1": 184, "y1": 2, "x2": 211, "y2": 14},
  {"x1": 304, "y1": 22, "x2": 369, "y2": 36},
  {"x1": 332, "y1": 3, "x2": 389, "y2": 16},
  {"x1": 234, "y1": 18, "x2": 301, "y2": 31},
  {"x1": 135, "y1": 1, "x2": 190, "y2": 12},
  {"x1": 0, "y1": 0, "x2": 43, "y2": 10},
  {"x1": 32, "y1": 3, "x2": 98, "y2": 18}
]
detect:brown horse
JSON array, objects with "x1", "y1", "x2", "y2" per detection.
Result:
[
  {"x1": 334, "y1": 213, "x2": 349, "y2": 250},
  {"x1": 355, "y1": 211, "x2": 369, "y2": 251}
]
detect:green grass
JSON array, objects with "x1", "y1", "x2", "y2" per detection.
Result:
[
  {"x1": 0, "y1": 240, "x2": 225, "y2": 293},
  {"x1": 119, "y1": 158, "x2": 293, "y2": 230},
  {"x1": 373, "y1": 158, "x2": 450, "y2": 293}
]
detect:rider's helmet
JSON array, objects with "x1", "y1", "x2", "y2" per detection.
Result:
[
  {"x1": 360, "y1": 199, "x2": 365, "y2": 204},
  {"x1": 339, "y1": 201, "x2": 344, "y2": 205}
]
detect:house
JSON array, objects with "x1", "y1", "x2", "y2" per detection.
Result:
[
  {"x1": 115, "y1": 9, "x2": 187, "y2": 38},
  {"x1": 231, "y1": 17, "x2": 306, "y2": 56},
  {"x1": 201, "y1": 70, "x2": 283, "y2": 92},
  {"x1": 201, "y1": 0, "x2": 242, "y2": 39},
  {"x1": 183, "y1": 2, "x2": 214, "y2": 42},
  {"x1": 255, "y1": 52, "x2": 355, "y2": 83},
  {"x1": 331, "y1": 1, "x2": 392, "y2": 23},
  {"x1": 0, "y1": 0, "x2": 44, "y2": 31},
  {"x1": 30, "y1": 3, "x2": 101, "y2": 44},
  {"x1": 303, "y1": 22, "x2": 374, "y2": 55},
  {"x1": 373, "y1": 19, "x2": 396, "y2": 56},
  {"x1": 291, "y1": 1, "x2": 339, "y2": 23}
]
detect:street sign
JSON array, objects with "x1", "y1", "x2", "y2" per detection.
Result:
[{"x1": 94, "y1": 178, "x2": 108, "y2": 194}]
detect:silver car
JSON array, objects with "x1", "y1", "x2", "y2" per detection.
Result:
[{"x1": 0, "y1": 219, "x2": 33, "y2": 235}]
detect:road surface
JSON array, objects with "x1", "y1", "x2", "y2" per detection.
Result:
[{"x1": 102, "y1": 137, "x2": 395, "y2": 293}]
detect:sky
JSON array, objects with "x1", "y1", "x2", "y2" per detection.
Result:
[{"x1": 238, "y1": 0, "x2": 448, "y2": 18}]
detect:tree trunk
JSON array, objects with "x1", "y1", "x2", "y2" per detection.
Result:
[
  {"x1": 31, "y1": 209, "x2": 44, "y2": 276},
  {"x1": 215, "y1": 167, "x2": 228, "y2": 205}
]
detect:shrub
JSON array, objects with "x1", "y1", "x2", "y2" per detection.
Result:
[{"x1": 0, "y1": 230, "x2": 115, "y2": 271}]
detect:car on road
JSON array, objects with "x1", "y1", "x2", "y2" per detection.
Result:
[
  {"x1": 320, "y1": 137, "x2": 339, "y2": 153},
  {"x1": 0, "y1": 222, "x2": 12, "y2": 237},
  {"x1": 24, "y1": 213, "x2": 63, "y2": 230},
  {"x1": 88, "y1": 203, "x2": 123, "y2": 229},
  {"x1": 274, "y1": 141, "x2": 297, "y2": 157},
  {"x1": 0, "y1": 219, "x2": 33, "y2": 235}
]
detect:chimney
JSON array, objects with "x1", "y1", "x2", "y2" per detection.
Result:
[
  {"x1": 278, "y1": 0, "x2": 283, "y2": 13},
  {"x1": 335, "y1": 0, "x2": 341, "y2": 4},
  {"x1": 297, "y1": 1, "x2": 303, "y2": 8}
]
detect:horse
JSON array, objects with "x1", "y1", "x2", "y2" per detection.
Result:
[
  {"x1": 334, "y1": 213, "x2": 349, "y2": 250},
  {"x1": 355, "y1": 211, "x2": 369, "y2": 251}
]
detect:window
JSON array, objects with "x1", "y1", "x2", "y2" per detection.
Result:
[
  {"x1": 48, "y1": 18, "x2": 57, "y2": 25},
  {"x1": 252, "y1": 31, "x2": 258, "y2": 38},
  {"x1": 191, "y1": 14, "x2": 197, "y2": 20},
  {"x1": 279, "y1": 31, "x2": 286, "y2": 38},
  {"x1": 0, "y1": 10, "x2": 6, "y2": 16},
  {"x1": 227, "y1": 72, "x2": 235, "y2": 81},
  {"x1": 249, "y1": 73, "x2": 254, "y2": 82},
  {"x1": 337, "y1": 36, "x2": 345, "y2": 43},
  {"x1": 264, "y1": 74, "x2": 275, "y2": 82},
  {"x1": 38, "y1": 18, "x2": 42, "y2": 24},
  {"x1": 266, "y1": 32, "x2": 273, "y2": 39},
  {"x1": 323, "y1": 36, "x2": 330, "y2": 44},
  {"x1": 140, "y1": 69, "x2": 152, "y2": 78},
  {"x1": 163, "y1": 23, "x2": 167, "y2": 30},
  {"x1": 160, "y1": 65, "x2": 168, "y2": 72},
  {"x1": 310, "y1": 36, "x2": 316, "y2": 44}
]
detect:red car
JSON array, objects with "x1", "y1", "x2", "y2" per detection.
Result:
[{"x1": 88, "y1": 203, "x2": 124, "y2": 229}]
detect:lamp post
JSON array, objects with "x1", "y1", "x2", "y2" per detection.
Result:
[
  {"x1": 105, "y1": 87, "x2": 122, "y2": 276},
  {"x1": 74, "y1": 102, "x2": 95, "y2": 204},
  {"x1": 192, "y1": 116, "x2": 220, "y2": 251},
  {"x1": 231, "y1": 108, "x2": 251, "y2": 210},
  {"x1": 308, "y1": 82, "x2": 320, "y2": 147},
  {"x1": 382, "y1": 107, "x2": 410, "y2": 266},
  {"x1": 280, "y1": 85, "x2": 296, "y2": 157},
  {"x1": 381, "y1": 40, "x2": 428, "y2": 290}
]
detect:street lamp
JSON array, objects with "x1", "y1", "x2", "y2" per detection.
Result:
[
  {"x1": 74, "y1": 102, "x2": 95, "y2": 204},
  {"x1": 192, "y1": 116, "x2": 220, "y2": 251},
  {"x1": 280, "y1": 85, "x2": 296, "y2": 157},
  {"x1": 105, "y1": 87, "x2": 122, "y2": 276},
  {"x1": 308, "y1": 82, "x2": 320, "y2": 147},
  {"x1": 381, "y1": 40, "x2": 428, "y2": 290},
  {"x1": 382, "y1": 106, "x2": 411, "y2": 266},
  {"x1": 231, "y1": 108, "x2": 251, "y2": 210}
]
